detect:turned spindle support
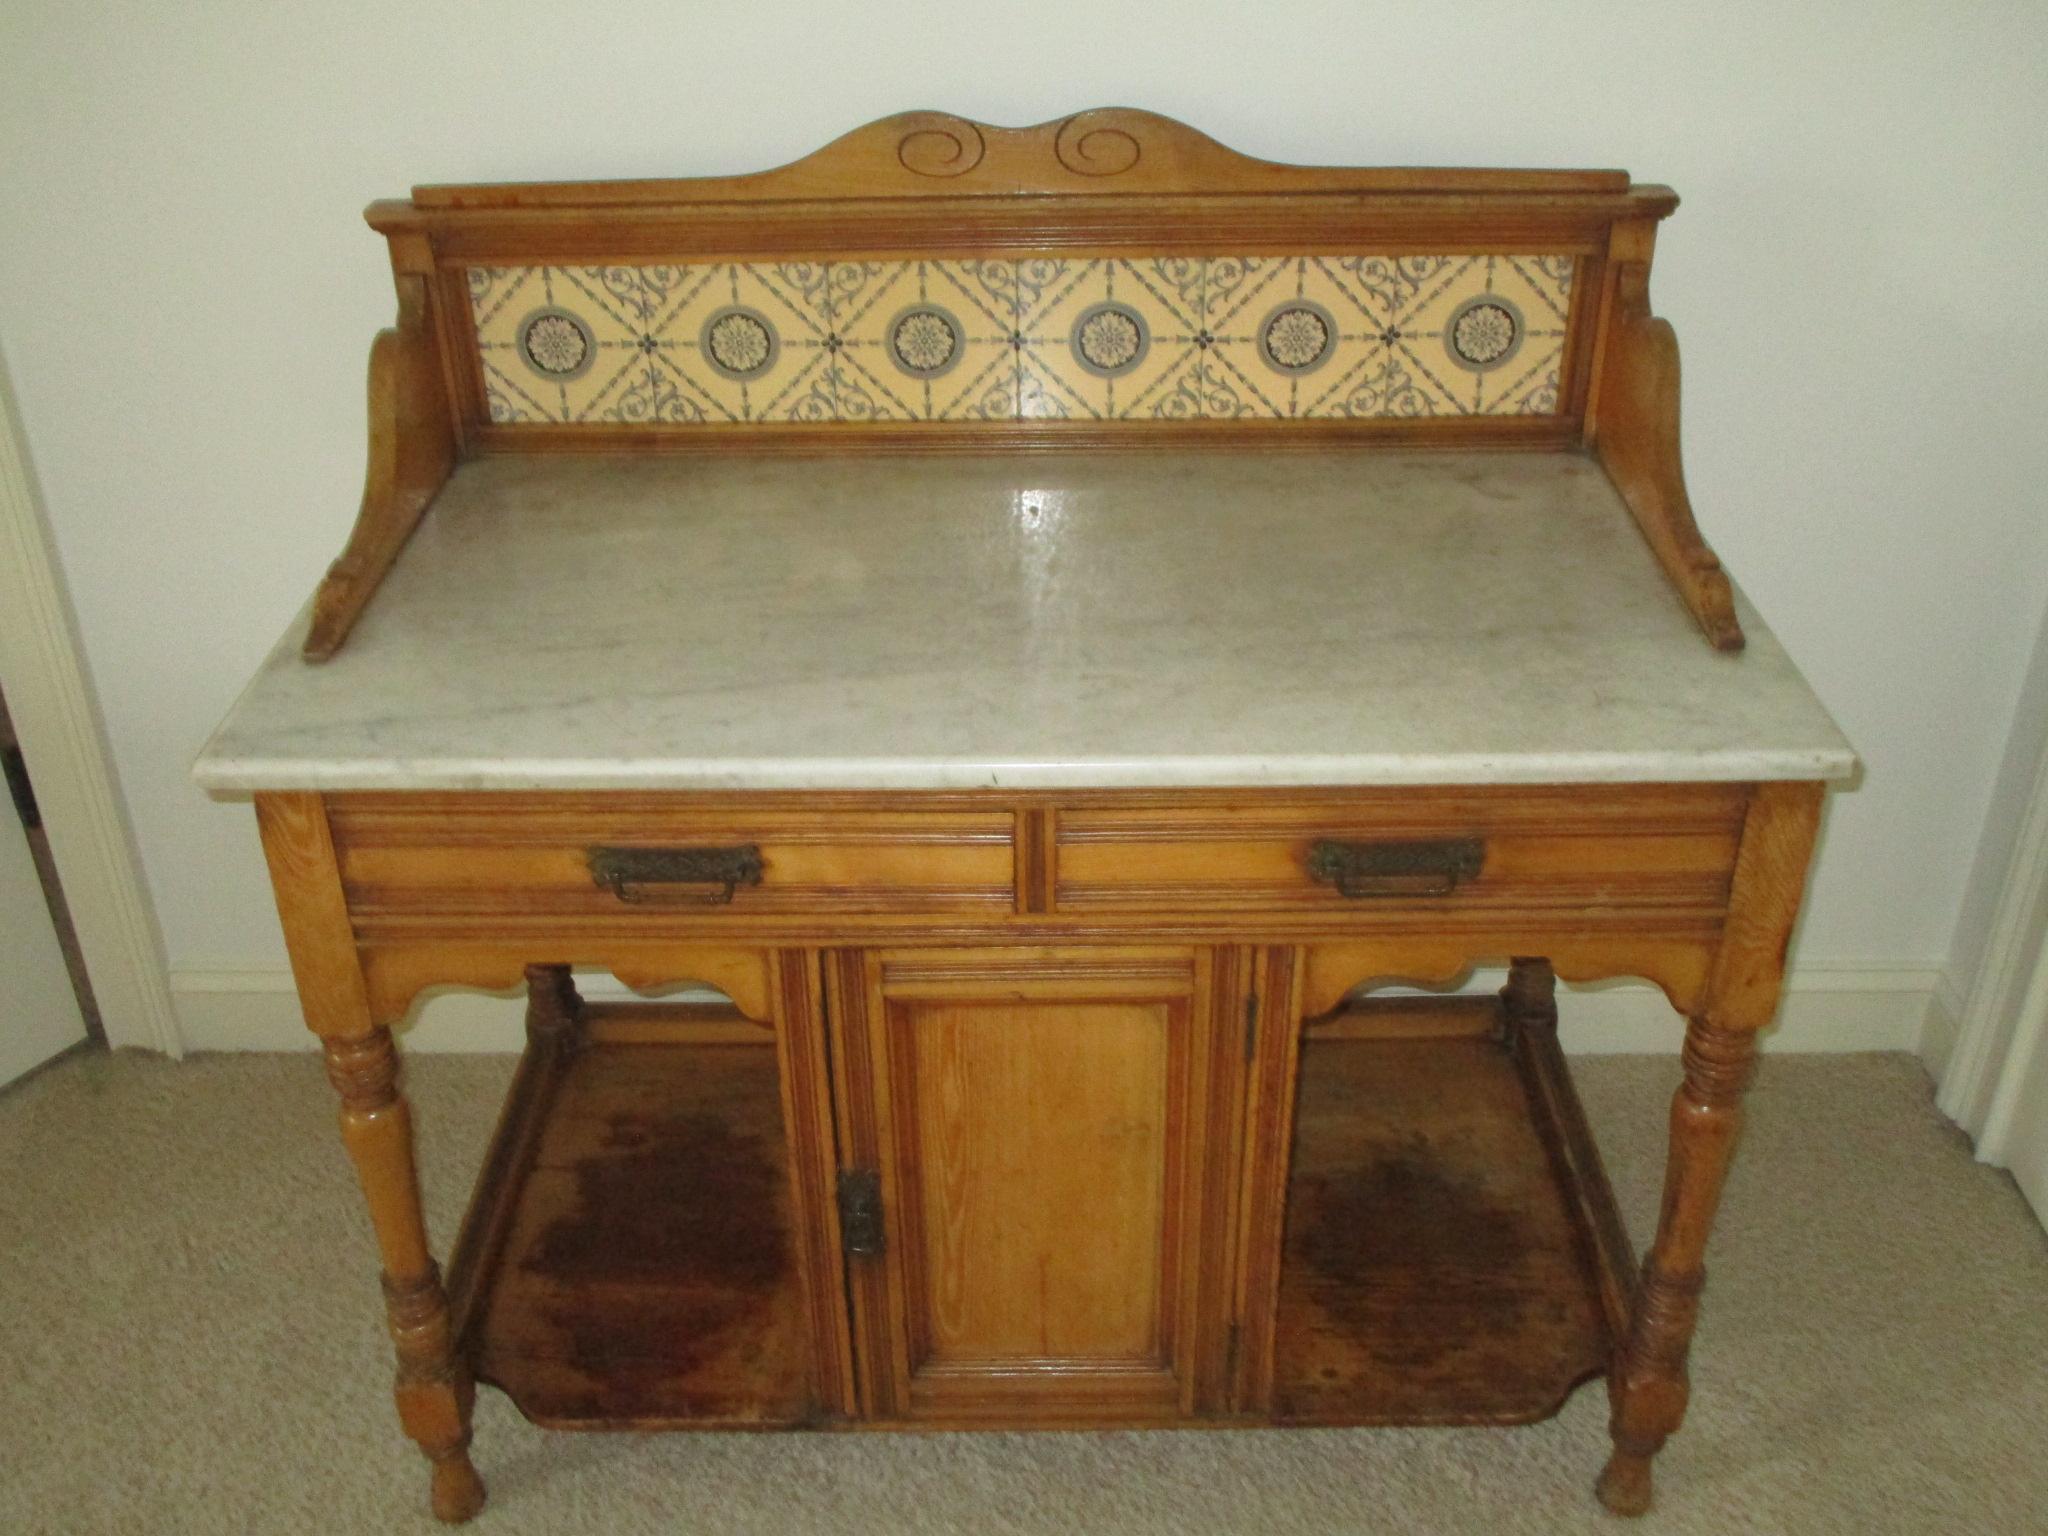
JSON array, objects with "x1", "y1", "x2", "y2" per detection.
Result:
[
  {"x1": 325, "y1": 1029, "x2": 486, "y2": 1524},
  {"x1": 523, "y1": 962, "x2": 584, "y2": 1051},
  {"x1": 1596, "y1": 1018, "x2": 1754, "y2": 1516},
  {"x1": 1500, "y1": 955, "x2": 1559, "y2": 1037},
  {"x1": 258, "y1": 793, "x2": 485, "y2": 1524},
  {"x1": 1595, "y1": 781, "x2": 1822, "y2": 1516}
]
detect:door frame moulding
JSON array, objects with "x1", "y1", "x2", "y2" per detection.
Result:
[
  {"x1": 1976, "y1": 956, "x2": 2047, "y2": 1166},
  {"x1": 1937, "y1": 716, "x2": 2048, "y2": 1153},
  {"x1": 0, "y1": 345, "x2": 181, "y2": 1056}
]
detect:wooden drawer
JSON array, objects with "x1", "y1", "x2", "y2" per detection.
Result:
[
  {"x1": 1052, "y1": 786, "x2": 1748, "y2": 917},
  {"x1": 328, "y1": 794, "x2": 1018, "y2": 919}
]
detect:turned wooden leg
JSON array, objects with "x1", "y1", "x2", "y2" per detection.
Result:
[
  {"x1": 1596, "y1": 1018, "x2": 1754, "y2": 1516},
  {"x1": 325, "y1": 1029, "x2": 486, "y2": 1524},
  {"x1": 260, "y1": 792, "x2": 487, "y2": 1521},
  {"x1": 1595, "y1": 781, "x2": 1823, "y2": 1516}
]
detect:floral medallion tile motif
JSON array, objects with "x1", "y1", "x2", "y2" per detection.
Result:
[{"x1": 467, "y1": 255, "x2": 1575, "y2": 425}]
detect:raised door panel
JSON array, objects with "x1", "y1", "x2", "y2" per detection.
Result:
[
  {"x1": 842, "y1": 947, "x2": 1228, "y2": 1422},
  {"x1": 912, "y1": 997, "x2": 1168, "y2": 1364}
]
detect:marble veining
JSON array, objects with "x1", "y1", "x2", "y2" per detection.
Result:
[{"x1": 194, "y1": 450, "x2": 1856, "y2": 793}]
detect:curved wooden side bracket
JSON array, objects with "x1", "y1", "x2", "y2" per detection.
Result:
[
  {"x1": 303, "y1": 272, "x2": 456, "y2": 661},
  {"x1": 1592, "y1": 262, "x2": 1744, "y2": 652}
]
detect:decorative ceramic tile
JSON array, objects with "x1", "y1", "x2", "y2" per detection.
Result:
[
  {"x1": 826, "y1": 262, "x2": 1018, "y2": 421},
  {"x1": 467, "y1": 256, "x2": 1575, "y2": 426}
]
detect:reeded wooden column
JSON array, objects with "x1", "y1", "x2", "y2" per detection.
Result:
[
  {"x1": 258, "y1": 792, "x2": 484, "y2": 1524},
  {"x1": 1596, "y1": 782, "x2": 1823, "y2": 1516}
]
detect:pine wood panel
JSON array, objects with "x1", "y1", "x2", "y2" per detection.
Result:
[
  {"x1": 851, "y1": 946, "x2": 1222, "y2": 1419},
  {"x1": 908, "y1": 999, "x2": 1168, "y2": 1364}
]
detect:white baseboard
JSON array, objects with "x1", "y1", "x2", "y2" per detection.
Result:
[
  {"x1": 1919, "y1": 973, "x2": 1966, "y2": 1082},
  {"x1": 170, "y1": 961, "x2": 1944, "y2": 1057}
]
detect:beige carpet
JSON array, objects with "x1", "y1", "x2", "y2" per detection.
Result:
[{"x1": 1, "y1": 1048, "x2": 2042, "y2": 1535}]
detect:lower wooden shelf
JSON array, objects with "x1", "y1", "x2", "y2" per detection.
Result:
[
  {"x1": 450, "y1": 1006, "x2": 822, "y2": 1429},
  {"x1": 445, "y1": 973, "x2": 1635, "y2": 1433},
  {"x1": 1271, "y1": 998, "x2": 1631, "y2": 1425}
]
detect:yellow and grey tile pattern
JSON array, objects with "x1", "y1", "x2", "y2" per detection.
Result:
[{"x1": 466, "y1": 255, "x2": 1576, "y2": 426}]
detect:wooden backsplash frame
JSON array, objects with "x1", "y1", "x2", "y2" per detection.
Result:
[{"x1": 305, "y1": 110, "x2": 1738, "y2": 660}]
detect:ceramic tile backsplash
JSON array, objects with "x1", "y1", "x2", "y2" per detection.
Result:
[{"x1": 467, "y1": 255, "x2": 1576, "y2": 426}]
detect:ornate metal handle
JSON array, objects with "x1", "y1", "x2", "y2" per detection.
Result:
[
  {"x1": 588, "y1": 844, "x2": 764, "y2": 905},
  {"x1": 1305, "y1": 837, "x2": 1484, "y2": 899}
]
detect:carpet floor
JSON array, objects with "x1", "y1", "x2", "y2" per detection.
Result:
[{"x1": 0, "y1": 1048, "x2": 2042, "y2": 1535}]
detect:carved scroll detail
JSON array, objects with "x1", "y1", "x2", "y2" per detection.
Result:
[
  {"x1": 406, "y1": 110, "x2": 1641, "y2": 213},
  {"x1": 1053, "y1": 110, "x2": 1143, "y2": 177},
  {"x1": 1592, "y1": 261, "x2": 1744, "y2": 652},
  {"x1": 303, "y1": 271, "x2": 457, "y2": 661},
  {"x1": 895, "y1": 112, "x2": 986, "y2": 178}
]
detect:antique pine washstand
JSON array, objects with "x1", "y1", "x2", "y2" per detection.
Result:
[{"x1": 194, "y1": 111, "x2": 1855, "y2": 1522}]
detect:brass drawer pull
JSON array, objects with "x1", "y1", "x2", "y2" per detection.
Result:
[
  {"x1": 588, "y1": 844, "x2": 764, "y2": 905},
  {"x1": 1305, "y1": 837, "x2": 1484, "y2": 898}
]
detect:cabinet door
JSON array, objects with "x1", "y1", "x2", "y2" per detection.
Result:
[{"x1": 829, "y1": 946, "x2": 1237, "y2": 1422}]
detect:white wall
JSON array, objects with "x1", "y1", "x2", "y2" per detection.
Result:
[{"x1": 2, "y1": 1, "x2": 2044, "y2": 1044}]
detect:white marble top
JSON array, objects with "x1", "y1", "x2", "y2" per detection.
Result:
[{"x1": 194, "y1": 449, "x2": 1856, "y2": 793}]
